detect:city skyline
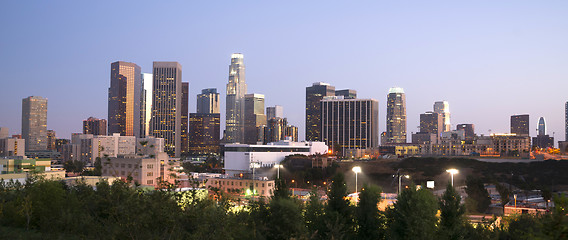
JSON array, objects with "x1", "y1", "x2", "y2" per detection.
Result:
[{"x1": 1, "y1": 2, "x2": 568, "y2": 141}]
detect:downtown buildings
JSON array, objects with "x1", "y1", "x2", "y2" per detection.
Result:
[
  {"x1": 22, "y1": 96, "x2": 48, "y2": 151},
  {"x1": 385, "y1": 87, "x2": 407, "y2": 144},
  {"x1": 108, "y1": 61, "x2": 142, "y2": 138},
  {"x1": 225, "y1": 53, "x2": 247, "y2": 144},
  {"x1": 189, "y1": 89, "x2": 221, "y2": 155}
]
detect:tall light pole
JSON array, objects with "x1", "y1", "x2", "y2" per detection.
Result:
[
  {"x1": 446, "y1": 168, "x2": 459, "y2": 186},
  {"x1": 274, "y1": 164, "x2": 283, "y2": 179},
  {"x1": 352, "y1": 166, "x2": 361, "y2": 193}
]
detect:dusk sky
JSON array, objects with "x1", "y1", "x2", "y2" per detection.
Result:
[{"x1": 1, "y1": 1, "x2": 567, "y2": 141}]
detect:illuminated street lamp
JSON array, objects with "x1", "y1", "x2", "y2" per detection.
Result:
[
  {"x1": 274, "y1": 164, "x2": 283, "y2": 179},
  {"x1": 446, "y1": 168, "x2": 459, "y2": 186},
  {"x1": 352, "y1": 166, "x2": 362, "y2": 193}
]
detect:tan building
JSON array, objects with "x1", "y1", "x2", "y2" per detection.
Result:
[
  {"x1": 22, "y1": 96, "x2": 48, "y2": 151},
  {"x1": 491, "y1": 134, "x2": 531, "y2": 157},
  {"x1": 0, "y1": 138, "x2": 26, "y2": 157},
  {"x1": 205, "y1": 177, "x2": 275, "y2": 198},
  {"x1": 101, "y1": 153, "x2": 180, "y2": 187}
]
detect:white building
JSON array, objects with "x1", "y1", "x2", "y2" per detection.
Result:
[
  {"x1": 70, "y1": 133, "x2": 137, "y2": 164},
  {"x1": 224, "y1": 140, "x2": 328, "y2": 177},
  {"x1": 136, "y1": 136, "x2": 165, "y2": 156}
]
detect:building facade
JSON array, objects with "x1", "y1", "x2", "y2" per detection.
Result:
[
  {"x1": 511, "y1": 114, "x2": 530, "y2": 136},
  {"x1": 420, "y1": 111, "x2": 442, "y2": 137},
  {"x1": 46, "y1": 130, "x2": 56, "y2": 151},
  {"x1": 386, "y1": 87, "x2": 406, "y2": 144},
  {"x1": 244, "y1": 94, "x2": 266, "y2": 144},
  {"x1": 433, "y1": 101, "x2": 451, "y2": 132},
  {"x1": 142, "y1": 73, "x2": 153, "y2": 137},
  {"x1": 197, "y1": 88, "x2": 220, "y2": 114},
  {"x1": 457, "y1": 124, "x2": 475, "y2": 141},
  {"x1": 188, "y1": 113, "x2": 221, "y2": 155},
  {"x1": 266, "y1": 105, "x2": 284, "y2": 120},
  {"x1": 83, "y1": 117, "x2": 107, "y2": 136},
  {"x1": 321, "y1": 97, "x2": 379, "y2": 156},
  {"x1": 181, "y1": 82, "x2": 189, "y2": 155},
  {"x1": 22, "y1": 96, "x2": 48, "y2": 151},
  {"x1": 151, "y1": 62, "x2": 182, "y2": 157},
  {"x1": 225, "y1": 53, "x2": 247, "y2": 143},
  {"x1": 306, "y1": 82, "x2": 335, "y2": 142},
  {"x1": 335, "y1": 89, "x2": 357, "y2": 99},
  {"x1": 102, "y1": 153, "x2": 179, "y2": 188},
  {"x1": 0, "y1": 138, "x2": 25, "y2": 157},
  {"x1": 108, "y1": 61, "x2": 142, "y2": 138}
]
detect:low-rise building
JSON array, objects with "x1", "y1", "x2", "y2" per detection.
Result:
[
  {"x1": 223, "y1": 140, "x2": 328, "y2": 177},
  {"x1": 0, "y1": 138, "x2": 25, "y2": 157},
  {"x1": 204, "y1": 177, "x2": 275, "y2": 198},
  {"x1": 101, "y1": 152, "x2": 180, "y2": 188}
]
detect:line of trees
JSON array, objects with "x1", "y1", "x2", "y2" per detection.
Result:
[{"x1": 0, "y1": 173, "x2": 567, "y2": 239}]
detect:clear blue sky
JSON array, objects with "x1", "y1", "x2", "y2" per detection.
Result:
[{"x1": 1, "y1": 1, "x2": 567, "y2": 141}]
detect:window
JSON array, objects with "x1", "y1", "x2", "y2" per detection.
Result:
[
  {"x1": 231, "y1": 181, "x2": 234, "y2": 186},
  {"x1": 262, "y1": 183, "x2": 264, "y2": 187},
  {"x1": 115, "y1": 163, "x2": 119, "y2": 167},
  {"x1": 147, "y1": 180, "x2": 153, "y2": 185},
  {"x1": 147, "y1": 164, "x2": 153, "y2": 169},
  {"x1": 128, "y1": 164, "x2": 132, "y2": 168},
  {"x1": 147, "y1": 172, "x2": 153, "y2": 176},
  {"x1": 240, "y1": 182, "x2": 242, "y2": 186},
  {"x1": 121, "y1": 164, "x2": 125, "y2": 168}
]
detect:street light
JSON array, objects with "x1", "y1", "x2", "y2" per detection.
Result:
[
  {"x1": 352, "y1": 166, "x2": 362, "y2": 193},
  {"x1": 274, "y1": 164, "x2": 283, "y2": 179},
  {"x1": 393, "y1": 170, "x2": 410, "y2": 195},
  {"x1": 446, "y1": 168, "x2": 459, "y2": 186}
]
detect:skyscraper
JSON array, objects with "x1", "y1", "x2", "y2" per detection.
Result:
[
  {"x1": 22, "y1": 96, "x2": 48, "y2": 151},
  {"x1": 83, "y1": 117, "x2": 107, "y2": 135},
  {"x1": 565, "y1": 102, "x2": 567, "y2": 141},
  {"x1": 108, "y1": 61, "x2": 142, "y2": 138},
  {"x1": 151, "y1": 62, "x2": 182, "y2": 157},
  {"x1": 321, "y1": 97, "x2": 379, "y2": 156},
  {"x1": 197, "y1": 88, "x2": 220, "y2": 114},
  {"x1": 335, "y1": 89, "x2": 357, "y2": 99},
  {"x1": 433, "y1": 101, "x2": 451, "y2": 132},
  {"x1": 306, "y1": 82, "x2": 335, "y2": 141},
  {"x1": 386, "y1": 87, "x2": 406, "y2": 144},
  {"x1": 266, "y1": 105, "x2": 284, "y2": 120},
  {"x1": 244, "y1": 94, "x2": 266, "y2": 144},
  {"x1": 420, "y1": 111, "x2": 442, "y2": 137},
  {"x1": 181, "y1": 82, "x2": 189, "y2": 155},
  {"x1": 225, "y1": 53, "x2": 247, "y2": 143},
  {"x1": 538, "y1": 117, "x2": 546, "y2": 136},
  {"x1": 456, "y1": 124, "x2": 475, "y2": 140},
  {"x1": 189, "y1": 88, "x2": 221, "y2": 155},
  {"x1": 142, "y1": 73, "x2": 153, "y2": 137},
  {"x1": 47, "y1": 130, "x2": 56, "y2": 151},
  {"x1": 511, "y1": 114, "x2": 530, "y2": 136}
]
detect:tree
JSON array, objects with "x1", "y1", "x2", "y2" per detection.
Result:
[
  {"x1": 495, "y1": 182, "x2": 510, "y2": 206},
  {"x1": 305, "y1": 188, "x2": 326, "y2": 239},
  {"x1": 324, "y1": 173, "x2": 355, "y2": 239},
  {"x1": 387, "y1": 186, "x2": 438, "y2": 240},
  {"x1": 357, "y1": 184, "x2": 385, "y2": 239},
  {"x1": 465, "y1": 176, "x2": 490, "y2": 213},
  {"x1": 439, "y1": 183, "x2": 467, "y2": 240},
  {"x1": 267, "y1": 197, "x2": 306, "y2": 240},
  {"x1": 272, "y1": 178, "x2": 290, "y2": 200}
]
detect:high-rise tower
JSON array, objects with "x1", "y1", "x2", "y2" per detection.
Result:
[
  {"x1": 565, "y1": 102, "x2": 567, "y2": 141},
  {"x1": 151, "y1": 62, "x2": 182, "y2": 157},
  {"x1": 538, "y1": 117, "x2": 546, "y2": 136},
  {"x1": 306, "y1": 82, "x2": 335, "y2": 141},
  {"x1": 244, "y1": 94, "x2": 266, "y2": 144},
  {"x1": 420, "y1": 111, "x2": 442, "y2": 137},
  {"x1": 197, "y1": 88, "x2": 220, "y2": 114},
  {"x1": 511, "y1": 114, "x2": 530, "y2": 136},
  {"x1": 181, "y1": 82, "x2": 189, "y2": 155},
  {"x1": 433, "y1": 101, "x2": 451, "y2": 132},
  {"x1": 142, "y1": 73, "x2": 153, "y2": 137},
  {"x1": 225, "y1": 53, "x2": 247, "y2": 143},
  {"x1": 386, "y1": 87, "x2": 406, "y2": 144},
  {"x1": 22, "y1": 96, "x2": 48, "y2": 151},
  {"x1": 108, "y1": 61, "x2": 142, "y2": 138}
]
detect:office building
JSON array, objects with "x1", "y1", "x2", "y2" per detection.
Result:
[
  {"x1": 70, "y1": 133, "x2": 137, "y2": 165},
  {"x1": 420, "y1": 112, "x2": 442, "y2": 136},
  {"x1": 335, "y1": 89, "x2": 357, "y2": 99},
  {"x1": 102, "y1": 152, "x2": 179, "y2": 188},
  {"x1": 22, "y1": 96, "x2": 48, "y2": 151},
  {"x1": 188, "y1": 113, "x2": 221, "y2": 155},
  {"x1": 511, "y1": 114, "x2": 530, "y2": 136},
  {"x1": 0, "y1": 127, "x2": 9, "y2": 139},
  {"x1": 151, "y1": 61, "x2": 182, "y2": 157},
  {"x1": 321, "y1": 97, "x2": 379, "y2": 155},
  {"x1": 225, "y1": 53, "x2": 247, "y2": 143},
  {"x1": 386, "y1": 87, "x2": 406, "y2": 144},
  {"x1": 433, "y1": 101, "x2": 451, "y2": 132},
  {"x1": 457, "y1": 124, "x2": 475, "y2": 140},
  {"x1": 538, "y1": 117, "x2": 546, "y2": 136},
  {"x1": 108, "y1": 61, "x2": 142, "y2": 138},
  {"x1": 492, "y1": 133, "x2": 531, "y2": 157},
  {"x1": 306, "y1": 82, "x2": 336, "y2": 141},
  {"x1": 142, "y1": 73, "x2": 153, "y2": 137},
  {"x1": 0, "y1": 138, "x2": 25, "y2": 157},
  {"x1": 181, "y1": 82, "x2": 189, "y2": 155},
  {"x1": 83, "y1": 117, "x2": 107, "y2": 135},
  {"x1": 266, "y1": 105, "x2": 284, "y2": 120},
  {"x1": 197, "y1": 88, "x2": 220, "y2": 114},
  {"x1": 47, "y1": 130, "x2": 56, "y2": 151},
  {"x1": 566, "y1": 102, "x2": 568, "y2": 141},
  {"x1": 244, "y1": 94, "x2": 266, "y2": 144}
]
